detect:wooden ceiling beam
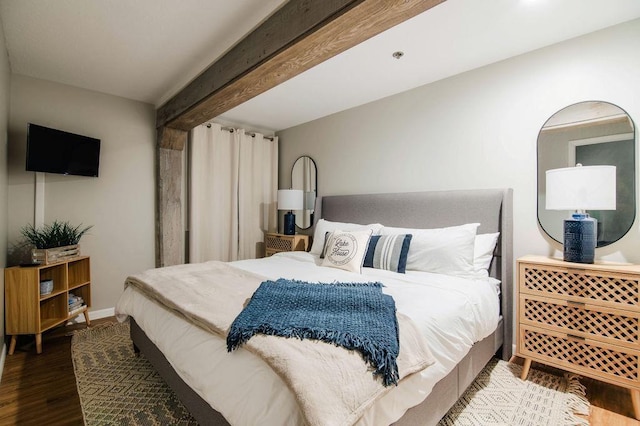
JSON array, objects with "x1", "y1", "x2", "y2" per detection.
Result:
[
  {"x1": 157, "y1": 0, "x2": 446, "y2": 132},
  {"x1": 154, "y1": 0, "x2": 445, "y2": 267}
]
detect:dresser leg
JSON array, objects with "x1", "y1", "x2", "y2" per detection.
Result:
[
  {"x1": 520, "y1": 358, "x2": 532, "y2": 380},
  {"x1": 8, "y1": 335, "x2": 17, "y2": 355},
  {"x1": 83, "y1": 310, "x2": 91, "y2": 326},
  {"x1": 35, "y1": 333, "x2": 42, "y2": 354},
  {"x1": 631, "y1": 389, "x2": 640, "y2": 420}
]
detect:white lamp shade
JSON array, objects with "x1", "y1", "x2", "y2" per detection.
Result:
[
  {"x1": 546, "y1": 165, "x2": 616, "y2": 211},
  {"x1": 277, "y1": 189, "x2": 304, "y2": 211}
]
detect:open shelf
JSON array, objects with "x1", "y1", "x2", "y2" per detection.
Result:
[
  {"x1": 39, "y1": 288, "x2": 66, "y2": 302},
  {"x1": 40, "y1": 317, "x2": 68, "y2": 332},
  {"x1": 68, "y1": 257, "x2": 90, "y2": 288},
  {"x1": 39, "y1": 263, "x2": 67, "y2": 295}
]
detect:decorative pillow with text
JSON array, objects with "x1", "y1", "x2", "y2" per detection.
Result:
[
  {"x1": 321, "y1": 229, "x2": 372, "y2": 273},
  {"x1": 310, "y1": 219, "x2": 382, "y2": 256}
]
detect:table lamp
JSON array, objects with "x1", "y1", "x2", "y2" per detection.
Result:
[
  {"x1": 277, "y1": 189, "x2": 303, "y2": 235},
  {"x1": 546, "y1": 164, "x2": 616, "y2": 264}
]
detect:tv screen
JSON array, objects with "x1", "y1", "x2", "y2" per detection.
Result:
[{"x1": 26, "y1": 123, "x2": 100, "y2": 177}]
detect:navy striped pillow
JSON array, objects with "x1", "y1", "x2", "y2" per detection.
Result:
[{"x1": 363, "y1": 234, "x2": 412, "y2": 273}]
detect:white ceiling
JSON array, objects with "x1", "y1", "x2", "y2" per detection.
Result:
[
  {"x1": 0, "y1": 0, "x2": 286, "y2": 106},
  {"x1": 1, "y1": 0, "x2": 640, "y2": 132}
]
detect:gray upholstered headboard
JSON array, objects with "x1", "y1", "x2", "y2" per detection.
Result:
[{"x1": 318, "y1": 188, "x2": 513, "y2": 359}]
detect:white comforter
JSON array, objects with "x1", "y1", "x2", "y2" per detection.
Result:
[{"x1": 115, "y1": 252, "x2": 500, "y2": 425}]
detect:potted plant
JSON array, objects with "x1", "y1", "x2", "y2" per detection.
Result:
[{"x1": 21, "y1": 220, "x2": 92, "y2": 264}]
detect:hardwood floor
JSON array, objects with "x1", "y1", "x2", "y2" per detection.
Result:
[
  {"x1": 585, "y1": 376, "x2": 640, "y2": 426},
  {"x1": 0, "y1": 320, "x2": 638, "y2": 425},
  {"x1": 510, "y1": 357, "x2": 640, "y2": 426},
  {"x1": 0, "y1": 318, "x2": 115, "y2": 426}
]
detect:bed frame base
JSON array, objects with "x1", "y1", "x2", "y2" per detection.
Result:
[
  {"x1": 130, "y1": 318, "x2": 229, "y2": 425},
  {"x1": 395, "y1": 319, "x2": 503, "y2": 425},
  {"x1": 131, "y1": 318, "x2": 503, "y2": 426}
]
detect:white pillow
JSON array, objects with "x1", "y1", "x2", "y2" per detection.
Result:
[
  {"x1": 321, "y1": 230, "x2": 372, "y2": 273},
  {"x1": 310, "y1": 219, "x2": 382, "y2": 256},
  {"x1": 379, "y1": 223, "x2": 479, "y2": 277},
  {"x1": 473, "y1": 232, "x2": 500, "y2": 278}
]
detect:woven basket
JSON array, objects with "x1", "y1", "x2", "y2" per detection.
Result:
[{"x1": 32, "y1": 244, "x2": 80, "y2": 265}]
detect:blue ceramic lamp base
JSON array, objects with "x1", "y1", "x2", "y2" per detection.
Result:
[
  {"x1": 563, "y1": 213, "x2": 597, "y2": 264},
  {"x1": 283, "y1": 211, "x2": 296, "y2": 235}
]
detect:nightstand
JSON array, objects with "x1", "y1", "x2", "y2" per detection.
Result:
[
  {"x1": 516, "y1": 255, "x2": 640, "y2": 419},
  {"x1": 264, "y1": 233, "x2": 310, "y2": 257},
  {"x1": 5, "y1": 256, "x2": 92, "y2": 354}
]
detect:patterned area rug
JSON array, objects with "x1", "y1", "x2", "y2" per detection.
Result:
[
  {"x1": 73, "y1": 322, "x2": 589, "y2": 426},
  {"x1": 71, "y1": 321, "x2": 198, "y2": 425},
  {"x1": 439, "y1": 358, "x2": 590, "y2": 426}
]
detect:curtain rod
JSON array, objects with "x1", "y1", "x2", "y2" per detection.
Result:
[{"x1": 206, "y1": 123, "x2": 274, "y2": 141}]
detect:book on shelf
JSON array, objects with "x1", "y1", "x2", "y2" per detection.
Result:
[
  {"x1": 69, "y1": 301, "x2": 83, "y2": 310},
  {"x1": 68, "y1": 292, "x2": 86, "y2": 316},
  {"x1": 69, "y1": 293, "x2": 84, "y2": 305},
  {"x1": 69, "y1": 304, "x2": 87, "y2": 316}
]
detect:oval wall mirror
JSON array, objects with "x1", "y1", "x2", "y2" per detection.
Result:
[
  {"x1": 537, "y1": 101, "x2": 636, "y2": 247},
  {"x1": 291, "y1": 156, "x2": 317, "y2": 229}
]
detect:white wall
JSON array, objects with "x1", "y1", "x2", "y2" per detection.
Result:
[
  {"x1": 7, "y1": 75, "x2": 156, "y2": 311},
  {"x1": 277, "y1": 19, "x2": 640, "y2": 265}
]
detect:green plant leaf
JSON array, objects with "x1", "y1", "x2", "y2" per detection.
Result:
[{"x1": 20, "y1": 220, "x2": 93, "y2": 249}]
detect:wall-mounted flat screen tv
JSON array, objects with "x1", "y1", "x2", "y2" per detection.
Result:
[{"x1": 26, "y1": 123, "x2": 101, "y2": 177}]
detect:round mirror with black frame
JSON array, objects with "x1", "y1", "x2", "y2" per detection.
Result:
[
  {"x1": 291, "y1": 156, "x2": 317, "y2": 229},
  {"x1": 537, "y1": 101, "x2": 636, "y2": 248}
]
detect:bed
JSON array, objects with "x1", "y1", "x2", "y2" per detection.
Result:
[{"x1": 116, "y1": 188, "x2": 513, "y2": 426}]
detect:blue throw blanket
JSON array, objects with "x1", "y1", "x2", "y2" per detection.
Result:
[{"x1": 227, "y1": 279, "x2": 400, "y2": 386}]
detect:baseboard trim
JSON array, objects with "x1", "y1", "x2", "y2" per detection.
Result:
[
  {"x1": 0, "y1": 342, "x2": 6, "y2": 384},
  {"x1": 67, "y1": 307, "x2": 115, "y2": 325}
]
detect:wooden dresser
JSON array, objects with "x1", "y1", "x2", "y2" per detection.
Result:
[{"x1": 516, "y1": 255, "x2": 640, "y2": 419}]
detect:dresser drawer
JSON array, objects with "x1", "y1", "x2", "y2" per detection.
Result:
[
  {"x1": 265, "y1": 235, "x2": 296, "y2": 251},
  {"x1": 520, "y1": 294, "x2": 640, "y2": 350},
  {"x1": 519, "y1": 325, "x2": 640, "y2": 389},
  {"x1": 519, "y1": 262, "x2": 640, "y2": 310},
  {"x1": 263, "y1": 233, "x2": 309, "y2": 255}
]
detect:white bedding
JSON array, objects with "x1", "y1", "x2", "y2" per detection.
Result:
[{"x1": 115, "y1": 251, "x2": 500, "y2": 426}]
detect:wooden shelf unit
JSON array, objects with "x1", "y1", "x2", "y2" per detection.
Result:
[
  {"x1": 264, "y1": 233, "x2": 309, "y2": 257},
  {"x1": 516, "y1": 255, "x2": 640, "y2": 419},
  {"x1": 5, "y1": 256, "x2": 91, "y2": 355}
]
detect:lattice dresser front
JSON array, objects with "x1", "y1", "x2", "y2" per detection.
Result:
[
  {"x1": 264, "y1": 233, "x2": 309, "y2": 257},
  {"x1": 516, "y1": 255, "x2": 640, "y2": 419}
]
